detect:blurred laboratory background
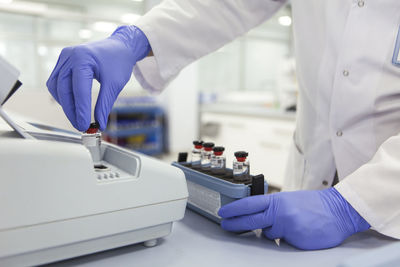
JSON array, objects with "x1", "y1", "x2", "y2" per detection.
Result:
[{"x1": 0, "y1": 0, "x2": 297, "y2": 189}]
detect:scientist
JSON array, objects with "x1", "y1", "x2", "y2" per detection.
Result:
[{"x1": 47, "y1": 1, "x2": 400, "y2": 250}]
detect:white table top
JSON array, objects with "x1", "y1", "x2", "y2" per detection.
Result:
[{"x1": 48, "y1": 209, "x2": 396, "y2": 267}]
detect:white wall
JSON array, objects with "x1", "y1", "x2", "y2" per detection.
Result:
[{"x1": 158, "y1": 63, "x2": 199, "y2": 153}]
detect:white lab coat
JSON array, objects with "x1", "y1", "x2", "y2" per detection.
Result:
[{"x1": 134, "y1": 0, "x2": 400, "y2": 239}]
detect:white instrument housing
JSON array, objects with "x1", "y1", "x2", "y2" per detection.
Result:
[{"x1": 0, "y1": 56, "x2": 188, "y2": 267}]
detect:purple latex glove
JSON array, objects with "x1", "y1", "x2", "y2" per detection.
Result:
[
  {"x1": 218, "y1": 187, "x2": 370, "y2": 250},
  {"x1": 47, "y1": 26, "x2": 150, "y2": 131}
]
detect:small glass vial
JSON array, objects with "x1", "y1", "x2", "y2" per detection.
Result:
[
  {"x1": 211, "y1": 146, "x2": 226, "y2": 175},
  {"x1": 81, "y1": 122, "x2": 102, "y2": 166},
  {"x1": 201, "y1": 142, "x2": 215, "y2": 171},
  {"x1": 233, "y1": 151, "x2": 250, "y2": 182},
  {"x1": 191, "y1": 140, "x2": 203, "y2": 169}
]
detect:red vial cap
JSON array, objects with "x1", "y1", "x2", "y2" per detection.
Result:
[
  {"x1": 236, "y1": 157, "x2": 247, "y2": 162},
  {"x1": 234, "y1": 151, "x2": 248, "y2": 162},
  {"x1": 213, "y1": 146, "x2": 225, "y2": 155},
  {"x1": 203, "y1": 142, "x2": 215, "y2": 151},
  {"x1": 86, "y1": 122, "x2": 99, "y2": 134}
]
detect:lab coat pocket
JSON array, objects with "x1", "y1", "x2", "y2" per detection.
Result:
[
  {"x1": 392, "y1": 26, "x2": 400, "y2": 66},
  {"x1": 282, "y1": 133, "x2": 306, "y2": 191}
]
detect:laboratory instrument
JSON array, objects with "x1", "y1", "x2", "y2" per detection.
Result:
[
  {"x1": 233, "y1": 151, "x2": 250, "y2": 182},
  {"x1": 0, "y1": 56, "x2": 188, "y2": 267},
  {"x1": 201, "y1": 142, "x2": 214, "y2": 171},
  {"x1": 191, "y1": 140, "x2": 203, "y2": 169},
  {"x1": 0, "y1": 56, "x2": 21, "y2": 106},
  {"x1": 210, "y1": 146, "x2": 226, "y2": 175}
]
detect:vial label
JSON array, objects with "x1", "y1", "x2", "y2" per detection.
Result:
[
  {"x1": 211, "y1": 158, "x2": 223, "y2": 168},
  {"x1": 233, "y1": 161, "x2": 250, "y2": 181},
  {"x1": 201, "y1": 151, "x2": 212, "y2": 170},
  {"x1": 211, "y1": 156, "x2": 226, "y2": 174},
  {"x1": 191, "y1": 149, "x2": 202, "y2": 168}
]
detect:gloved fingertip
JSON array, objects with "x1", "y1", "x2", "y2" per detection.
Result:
[
  {"x1": 218, "y1": 206, "x2": 232, "y2": 219},
  {"x1": 99, "y1": 118, "x2": 108, "y2": 131},
  {"x1": 74, "y1": 105, "x2": 91, "y2": 132},
  {"x1": 76, "y1": 124, "x2": 89, "y2": 132},
  {"x1": 217, "y1": 207, "x2": 226, "y2": 218},
  {"x1": 219, "y1": 201, "x2": 241, "y2": 218},
  {"x1": 220, "y1": 219, "x2": 242, "y2": 232},
  {"x1": 70, "y1": 120, "x2": 81, "y2": 132},
  {"x1": 220, "y1": 220, "x2": 229, "y2": 231},
  {"x1": 62, "y1": 111, "x2": 80, "y2": 131},
  {"x1": 76, "y1": 118, "x2": 90, "y2": 132},
  {"x1": 94, "y1": 114, "x2": 106, "y2": 131},
  {"x1": 46, "y1": 78, "x2": 58, "y2": 101},
  {"x1": 262, "y1": 228, "x2": 280, "y2": 241}
]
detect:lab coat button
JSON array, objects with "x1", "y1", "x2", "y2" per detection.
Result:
[
  {"x1": 343, "y1": 70, "x2": 349, "y2": 76},
  {"x1": 358, "y1": 1, "x2": 365, "y2": 7},
  {"x1": 322, "y1": 180, "x2": 329, "y2": 186},
  {"x1": 336, "y1": 130, "x2": 343, "y2": 137}
]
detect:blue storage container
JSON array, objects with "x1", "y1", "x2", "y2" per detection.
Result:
[
  {"x1": 172, "y1": 160, "x2": 268, "y2": 223},
  {"x1": 104, "y1": 102, "x2": 165, "y2": 156}
]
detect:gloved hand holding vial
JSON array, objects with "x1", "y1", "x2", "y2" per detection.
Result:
[{"x1": 46, "y1": 26, "x2": 151, "y2": 131}]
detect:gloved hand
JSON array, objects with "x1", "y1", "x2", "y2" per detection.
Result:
[
  {"x1": 47, "y1": 26, "x2": 151, "y2": 131},
  {"x1": 218, "y1": 187, "x2": 370, "y2": 250}
]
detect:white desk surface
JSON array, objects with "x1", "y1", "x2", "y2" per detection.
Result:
[{"x1": 48, "y1": 209, "x2": 396, "y2": 267}]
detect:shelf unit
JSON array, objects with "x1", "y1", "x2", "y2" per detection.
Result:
[{"x1": 103, "y1": 105, "x2": 165, "y2": 156}]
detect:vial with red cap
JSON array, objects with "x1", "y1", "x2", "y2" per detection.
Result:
[
  {"x1": 201, "y1": 142, "x2": 215, "y2": 171},
  {"x1": 211, "y1": 146, "x2": 226, "y2": 175},
  {"x1": 81, "y1": 122, "x2": 102, "y2": 166},
  {"x1": 191, "y1": 140, "x2": 203, "y2": 169},
  {"x1": 233, "y1": 151, "x2": 250, "y2": 182}
]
